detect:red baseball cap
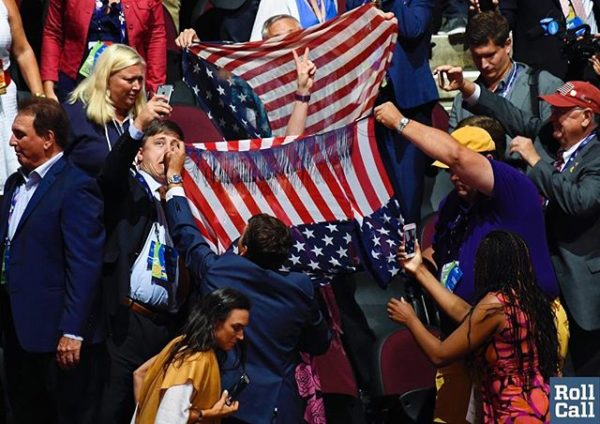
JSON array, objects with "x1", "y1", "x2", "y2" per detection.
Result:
[{"x1": 540, "y1": 81, "x2": 600, "y2": 114}]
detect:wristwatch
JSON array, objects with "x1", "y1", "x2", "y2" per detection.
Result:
[
  {"x1": 167, "y1": 174, "x2": 183, "y2": 185},
  {"x1": 396, "y1": 117, "x2": 411, "y2": 133}
]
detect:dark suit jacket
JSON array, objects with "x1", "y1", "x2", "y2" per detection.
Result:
[
  {"x1": 98, "y1": 131, "x2": 157, "y2": 317},
  {"x1": 347, "y1": 0, "x2": 439, "y2": 109},
  {"x1": 500, "y1": 0, "x2": 600, "y2": 79},
  {"x1": 469, "y1": 87, "x2": 600, "y2": 331},
  {"x1": 166, "y1": 195, "x2": 331, "y2": 424},
  {"x1": 0, "y1": 157, "x2": 105, "y2": 352}
]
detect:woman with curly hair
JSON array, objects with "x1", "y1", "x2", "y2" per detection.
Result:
[
  {"x1": 390, "y1": 230, "x2": 560, "y2": 423},
  {"x1": 132, "y1": 288, "x2": 251, "y2": 424}
]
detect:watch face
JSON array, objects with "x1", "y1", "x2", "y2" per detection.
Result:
[{"x1": 169, "y1": 175, "x2": 183, "y2": 184}]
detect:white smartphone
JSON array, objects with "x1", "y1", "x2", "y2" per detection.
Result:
[
  {"x1": 156, "y1": 84, "x2": 174, "y2": 103},
  {"x1": 403, "y1": 223, "x2": 417, "y2": 258}
]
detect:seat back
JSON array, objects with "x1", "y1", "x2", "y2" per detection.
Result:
[
  {"x1": 419, "y1": 211, "x2": 438, "y2": 252},
  {"x1": 431, "y1": 102, "x2": 449, "y2": 132},
  {"x1": 170, "y1": 104, "x2": 223, "y2": 143},
  {"x1": 374, "y1": 327, "x2": 438, "y2": 397}
]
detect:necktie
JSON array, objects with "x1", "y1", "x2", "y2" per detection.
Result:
[
  {"x1": 571, "y1": 0, "x2": 588, "y2": 22},
  {"x1": 554, "y1": 149, "x2": 566, "y2": 171},
  {"x1": 560, "y1": 0, "x2": 587, "y2": 21}
]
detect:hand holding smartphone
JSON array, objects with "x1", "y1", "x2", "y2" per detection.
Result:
[
  {"x1": 156, "y1": 84, "x2": 174, "y2": 104},
  {"x1": 403, "y1": 223, "x2": 417, "y2": 259},
  {"x1": 226, "y1": 373, "x2": 250, "y2": 406}
]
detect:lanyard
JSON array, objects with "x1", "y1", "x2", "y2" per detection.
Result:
[
  {"x1": 103, "y1": 117, "x2": 127, "y2": 152},
  {"x1": 560, "y1": 133, "x2": 595, "y2": 172},
  {"x1": 496, "y1": 64, "x2": 520, "y2": 99}
]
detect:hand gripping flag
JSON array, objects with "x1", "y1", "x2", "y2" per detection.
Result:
[{"x1": 183, "y1": 4, "x2": 398, "y2": 138}]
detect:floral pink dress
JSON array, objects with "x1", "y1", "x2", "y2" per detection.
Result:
[{"x1": 479, "y1": 293, "x2": 550, "y2": 423}]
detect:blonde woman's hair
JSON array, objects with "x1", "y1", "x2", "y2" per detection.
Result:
[{"x1": 68, "y1": 44, "x2": 147, "y2": 126}]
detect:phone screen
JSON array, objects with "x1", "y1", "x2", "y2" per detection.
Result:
[{"x1": 404, "y1": 225, "x2": 417, "y2": 258}]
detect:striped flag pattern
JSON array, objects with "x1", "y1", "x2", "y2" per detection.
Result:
[
  {"x1": 181, "y1": 118, "x2": 393, "y2": 254},
  {"x1": 187, "y1": 4, "x2": 397, "y2": 137}
]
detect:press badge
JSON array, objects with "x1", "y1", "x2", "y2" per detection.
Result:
[
  {"x1": 147, "y1": 241, "x2": 177, "y2": 283},
  {"x1": 440, "y1": 261, "x2": 463, "y2": 292},
  {"x1": 79, "y1": 41, "x2": 108, "y2": 78}
]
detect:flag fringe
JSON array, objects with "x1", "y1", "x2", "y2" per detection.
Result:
[{"x1": 186, "y1": 125, "x2": 354, "y2": 186}]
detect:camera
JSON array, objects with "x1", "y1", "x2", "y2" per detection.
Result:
[{"x1": 540, "y1": 17, "x2": 600, "y2": 61}]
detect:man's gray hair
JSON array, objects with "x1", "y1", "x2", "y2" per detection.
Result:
[{"x1": 261, "y1": 14, "x2": 300, "y2": 40}]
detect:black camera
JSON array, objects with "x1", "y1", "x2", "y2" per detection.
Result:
[{"x1": 540, "y1": 17, "x2": 600, "y2": 61}]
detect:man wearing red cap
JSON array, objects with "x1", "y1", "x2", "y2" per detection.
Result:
[{"x1": 459, "y1": 80, "x2": 600, "y2": 376}]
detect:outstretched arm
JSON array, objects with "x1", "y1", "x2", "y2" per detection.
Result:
[
  {"x1": 374, "y1": 102, "x2": 495, "y2": 196},
  {"x1": 398, "y1": 242, "x2": 471, "y2": 323},
  {"x1": 388, "y1": 293, "x2": 503, "y2": 366},
  {"x1": 164, "y1": 141, "x2": 218, "y2": 279}
]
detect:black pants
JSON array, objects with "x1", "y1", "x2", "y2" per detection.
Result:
[
  {"x1": 99, "y1": 307, "x2": 177, "y2": 424},
  {"x1": 0, "y1": 289, "x2": 106, "y2": 424}
]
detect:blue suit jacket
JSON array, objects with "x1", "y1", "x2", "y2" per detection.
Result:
[
  {"x1": 347, "y1": 0, "x2": 438, "y2": 109},
  {"x1": 0, "y1": 157, "x2": 105, "y2": 352},
  {"x1": 166, "y1": 196, "x2": 331, "y2": 424}
]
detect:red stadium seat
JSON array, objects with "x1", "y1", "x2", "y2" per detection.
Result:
[
  {"x1": 431, "y1": 102, "x2": 449, "y2": 132},
  {"x1": 170, "y1": 104, "x2": 223, "y2": 143},
  {"x1": 370, "y1": 327, "x2": 439, "y2": 423}
]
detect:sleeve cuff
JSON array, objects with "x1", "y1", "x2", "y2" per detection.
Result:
[
  {"x1": 166, "y1": 186, "x2": 186, "y2": 201},
  {"x1": 463, "y1": 84, "x2": 481, "y2": 106},
  {"x1": 128, "y1": 123, "x2": 144, "y2": 140},
  {"x1": 63, "y1": 333, "x2": 84, "y2": 341}
]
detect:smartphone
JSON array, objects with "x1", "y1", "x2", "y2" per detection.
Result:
[
  {"x1": 478, "y1": 0, "x2": 496, "y2": 12},
  {"x1": 226, "y1": 373, "x2": 250, "y2": 406},
  {"x1": 403, "y1": 223, "x2": 417, "y2": 259},
  {"x1": 156, "y1": 84, "x2": 174, "y2": 103}
]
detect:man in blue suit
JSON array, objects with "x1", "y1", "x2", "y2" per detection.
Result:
[
  {"x1": 0, "y1": 98, "x2": 105, "y2": 424},
  {"x1": 163, "y1": 141, "x2": 331, "y2": 424},
  {"x1": 348, "y1": 0, "x2": 439, "y2": 225}
]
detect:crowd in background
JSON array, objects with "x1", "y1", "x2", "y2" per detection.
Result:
[{"x1": 1, "y1": 0, "x2": 600, "y2": 423}]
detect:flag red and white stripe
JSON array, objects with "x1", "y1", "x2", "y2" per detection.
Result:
[
  {"x1": 182, "y1": 118, "x2": 393, "y2": 253},
  {"x1": 188, "y1": 4, "x2": 397, "y2": 137}
]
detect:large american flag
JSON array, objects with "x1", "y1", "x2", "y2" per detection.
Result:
[
  {"x1": 185, "y1": 4, "x2": 397, "y2": 137},
  {"x1": 181, "y1": 119, "x2": 404, "y2": 286}
]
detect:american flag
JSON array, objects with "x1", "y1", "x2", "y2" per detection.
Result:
[
  {"x1": 184, "y1": 4, "x2": 397, "y2": 137},
  {"x1": 181, "y1": 118, "x2": 404, "y2": 286}
]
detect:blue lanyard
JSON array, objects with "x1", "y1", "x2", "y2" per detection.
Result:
[
  {"x1": 133, "y1": 171, "x2": 157, "y2": 202},
  {"x1": 496, "y1": 64, "x2": 520, "y2": 98},
  {"x1": 560, "y1": 134, "x2": 595, "y2": 173}
]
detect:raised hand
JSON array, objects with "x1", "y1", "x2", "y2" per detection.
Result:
[
  {"x1": 434, "y1": 65, "x2": 466, "y2": 92},
  {"x1": 293, "y1": 47, "x2": 317, "y2": 96},
  {"x1": 133, "y1": 95, "x2": 172, "y2": 132},
  {"x1": 397, "y1": 240, "x2": 423, "y2": 276},
  {"x1": 175, "y1": 28, "x2": 200, "y2": 49}
]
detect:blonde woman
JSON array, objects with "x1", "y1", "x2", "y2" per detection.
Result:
[{"x1": 64, "y1": 44, "x2": 147, "y2": 176}]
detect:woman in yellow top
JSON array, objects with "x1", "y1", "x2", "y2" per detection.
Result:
[{"x1": 133, "y1": 288, "x2": 251, "y2": 424}]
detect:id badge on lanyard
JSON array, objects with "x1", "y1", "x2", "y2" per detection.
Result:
[
  {"x1": 146, "y1": 226, "x2": 178, "y2": 284},
  {"x1": 440, "y1": 261, "x2": 463, "y2": 292}
]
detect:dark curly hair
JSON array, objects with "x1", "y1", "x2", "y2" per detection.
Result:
[
  {"x1": 240, "y1": 213, "x2": 293, "y2": 270},
  {"x1": 163, "y1": 288, "x2": 251, "y2": 370},
  {"x1": 469, "y1": 230, "x2": 560, "y2": 381},
  {"x1": 466, "y1": 11, "x2": 510, "y2": 48}
]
